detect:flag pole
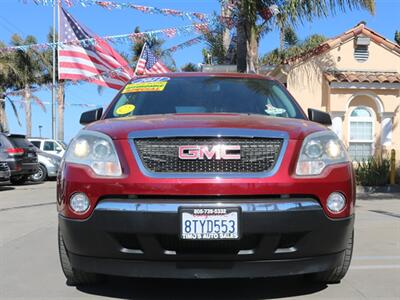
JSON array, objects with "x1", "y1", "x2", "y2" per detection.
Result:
[
  {"x1": 57, "y1": 1, "x2": 61, "y2": 139},
  {"x1": 134, "y1": 42, "x2": 146, "y2": 76},
  {"x1": 51, "y1": 0, "x2": 57, "y2": 139}
]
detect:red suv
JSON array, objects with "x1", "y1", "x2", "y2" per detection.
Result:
[{"x1": 57, "y1": 73, "x2": 355, "y2": 285}]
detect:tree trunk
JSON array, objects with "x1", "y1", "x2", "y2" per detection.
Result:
[
  {"x1": 279, "y1": 25, "x2": 285, "y2": 50},
  {"x1": 24, "y1": 86, "x2": 31, "y2": 137},
  {"x1": 247, "y1": 25, "x2": 259, "y2": 73},
  {"x1": 221, "y1": 1, "x2": 232, "y2": 54},
  {"x1": 57, "y1": 82, "x2": 65, "y2": 142},
  {"x1": 236, "y1": 17, "x2": 259, "y2": 73},
  {"x1": 236, "y1": 16, "x2": 248, "y2": 73}
]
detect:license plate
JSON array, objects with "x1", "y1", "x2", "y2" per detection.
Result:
[{"x1": 180, "y1": 207, "x2": 240, "y2": 240}]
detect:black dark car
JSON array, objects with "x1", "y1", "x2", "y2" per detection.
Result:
[
  {"x1": 0, "y1": 161, "x2": 10, "y2": 182},
  {"x1": 0, "y1": 148, "x2": 10, "y2": 182},
  {"x1": 0, "y1": 134, "x2": 12, "y2": 182},
  {"x1": 0, "y1": 133, "x2": 39, "y2": 184}
]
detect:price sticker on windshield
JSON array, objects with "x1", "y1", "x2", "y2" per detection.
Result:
[{"x1": 122, "y1": 77, "x2": 170, "y2": 93}]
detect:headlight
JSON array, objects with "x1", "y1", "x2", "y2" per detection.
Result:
[
  {"x1": 296, "y1": 131, "x2": 349, "y2": 176},
  {"x1": 65, "y1": 130, "x2": 122, "y2": 177}
]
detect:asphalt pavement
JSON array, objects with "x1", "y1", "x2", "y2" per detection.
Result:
[{"x1": 0, "y1": 182, "x2": 399, "y2": 299}]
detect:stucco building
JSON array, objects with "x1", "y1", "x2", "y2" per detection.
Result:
[{"x1": 269, "y1": 23, "x2": 400, "y2": 161}]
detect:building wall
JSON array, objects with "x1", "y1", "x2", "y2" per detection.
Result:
[
  {"x1": 285, "y1": 36, "x2": 400, "y2": 162},
  {"x1": 333, "y1": 39, "x2": 400, "y2": 73},
  {"x1": 330, "y1": 90, "x2": 400, "y2": 156},
  {"x1": 286, "y1": 53, "x2": 333, "y2": 112}
]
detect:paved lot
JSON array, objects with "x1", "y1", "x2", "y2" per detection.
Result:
[{"x1": 0, "y1": 182, "x2": 399, "y2": 299}]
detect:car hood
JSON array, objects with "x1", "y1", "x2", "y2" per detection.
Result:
[{"x1": 85, "y1": 114, "x2": 328, "y2": 140}]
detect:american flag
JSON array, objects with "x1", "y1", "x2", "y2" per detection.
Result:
[
  {"x1": 58, "y1": 7, "x2": 134, "y2": 90},
  {"x1": 63, "y1": 0, "x2": 74, "y2": 8},
  {"x1": 135, "y1": 43, "x2": 170, "y2": 75}
]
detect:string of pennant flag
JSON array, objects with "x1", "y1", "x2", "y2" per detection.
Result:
[
  {"x1": 4, "y1": 0, "x2": 250, "y2": 54},
  {"x1": 1, "y1": 98, "x2": 104, "y2": 108},
  {"x1": 0, "y1": 23, "x2": 209, "y2": 53},
  {"x1": 29, "y1": 0, "x2": 208, "y2": 21},
  {"x1": 163, "y1": 35, "x2": 205, "y2": 54}
]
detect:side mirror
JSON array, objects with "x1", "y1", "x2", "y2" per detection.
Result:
[
  {"x1": 308, "y1": 108, "x2": 332, "y2": 126},
  {"x1": 80, "y1": 108, "x2": 103, "y2": 125}
]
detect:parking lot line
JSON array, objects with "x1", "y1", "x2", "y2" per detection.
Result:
[
  {"x1": 353, "y1": 256, "x2": 400, "y2": 260},
  {"x1": 0, "y1": 201, "x2": 54, "y2": 212},
  {"x1": 350, "y1": 265, "x2": 400, "y2": 270}
]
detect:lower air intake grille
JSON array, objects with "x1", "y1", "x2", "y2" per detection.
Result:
[{"x1": 158, "y1": 234, "x2": 261, "y2": 254}]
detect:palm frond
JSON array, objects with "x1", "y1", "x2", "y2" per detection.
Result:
[
  {"x1": 30, "y1": 95, "x2": 46, "y2": 113},
  {"x1": 282, "y1": 0, "x2": 375, "y2": 23},
  {"x1": 5, "y1": 96, "x2": 22, "y2": 126}
]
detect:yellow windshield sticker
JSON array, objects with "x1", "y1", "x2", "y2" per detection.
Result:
[
  {"x1": 122, "y1": 82, "x2": 167, "y2": 93},
  {"x1": 116, "y1": 104, "x2": 135, "y2": 115},
  {"x1": 122, "y1": 77, "x2": 170, "y2": 93}
]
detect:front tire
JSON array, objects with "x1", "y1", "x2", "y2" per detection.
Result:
[
  {"x1": 58, "y1": 227, "x2": 102, "y2": 286},
  {"x1": 312, "y1": 230, "x2": 354, "y2": 284}
]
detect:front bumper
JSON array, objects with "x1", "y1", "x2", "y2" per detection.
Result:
[
  {"x1": 8, "y1": 161, "x2": 39, "y2": 177},
  {"x1": 59, "y1": 197, "x2": 354, "y2": 279}
]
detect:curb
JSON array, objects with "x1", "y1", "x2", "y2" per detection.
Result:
[
  {"x1": 356, "y1": 185, "x2": 400, "y2": 194},
  {"x1": 356, "y1": 185, "x2": 400, "y2": 199}
]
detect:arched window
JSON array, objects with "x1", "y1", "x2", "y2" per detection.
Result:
[{"x1": 348, "y1": 106, "x2": 374, "y2": 161}]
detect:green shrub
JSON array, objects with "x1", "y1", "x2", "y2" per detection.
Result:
[{"x1": 354, "y1": 157, "x2": 390, "y2": 186}]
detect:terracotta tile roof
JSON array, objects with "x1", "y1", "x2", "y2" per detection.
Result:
[
  {"x1": 286, "y1": 23, "x2": 400, "y2": 64},
  {"x1": 324, "y1": 71, "x2": 400, "y2": 83}
]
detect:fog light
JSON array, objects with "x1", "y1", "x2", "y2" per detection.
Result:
[
  {"x1": 70, "y1": 193, "x2": 90, "y2": 213},
  {"x1": 327, "y1": 192, "x2": 346, "y2": 213}
]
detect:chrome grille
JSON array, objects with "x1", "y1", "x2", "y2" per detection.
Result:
[{"x1": 134, "y1": 137, "x2": 283, "y2": 174}]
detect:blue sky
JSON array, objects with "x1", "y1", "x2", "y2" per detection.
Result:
[{"x1": 0, "y1": 0, "x2": 399, "y2": 142}]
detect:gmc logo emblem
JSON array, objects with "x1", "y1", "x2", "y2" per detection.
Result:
[{"x1": 178, "y1": 145, "x2": 241, "y2": 160}]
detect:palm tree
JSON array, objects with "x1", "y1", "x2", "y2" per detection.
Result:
[
  {"x1": 282, "y1": 27, "x2": 298, "y2": 49},
  {"x1": 395, "y1": 31, "x2": 400, "y2": 46},
  {"x1": 39, "y1": 29, "x2": 66, "y2": 142},
  {"x1": 234, "y1": 0, "x2": 375, "y2": 73},
  {"x1": 0, "y1": 43, "x2": 13, "y2": 132},
  {"x1": 181, "y1": 63, "x2": 199, "y2": 72},
  {"x1": 0, "y1": 43, "x2": 24, "y2": 132},
  {"x1": 202, "y1": 29, "x2": 229, "y2": 65},
  {"x1": 276, "y1": 12, "x2": 289, "y2": 50},
  {"x1": 261, "y1": 33, "x2": 326, "y2": 65},
  {"x1": 9, "y1": 34, "x2": 45, "y2": 137}
]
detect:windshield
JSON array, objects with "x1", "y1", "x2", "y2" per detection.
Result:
[
  {"x1": 105, "y1": 76, "x2": 305, "y2": 119},
  {"x1": 0, "y1": 134, "x2": 13, "y2": 149},
  {"x1": 8, "y1": 136, "x2": 34, "y2": 149}
]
